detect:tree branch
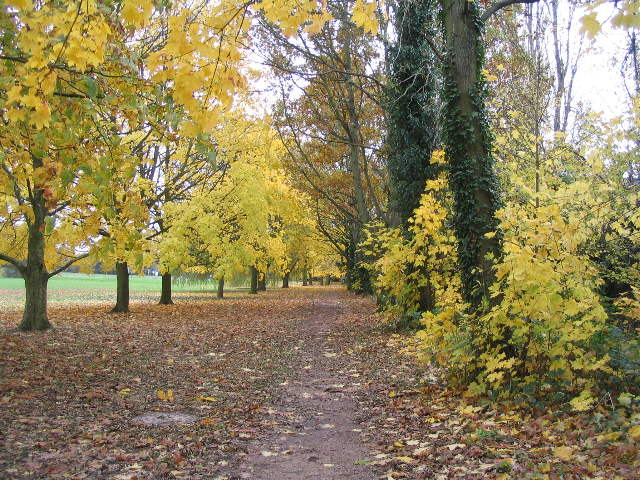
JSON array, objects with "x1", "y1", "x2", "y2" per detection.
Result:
[
  {"x1": 48, "y1": 253, "x2": 90, "y2": 278},
  {"x1": 481, "y1": 0, "x2": 541, "y2": 23},
  {"x1": 0, "y1": 252, "x2": 23, "y2": 272}
]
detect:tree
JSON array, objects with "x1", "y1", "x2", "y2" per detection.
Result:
[
  {"x1": 439, "y1": 0, "x2": 539, "y2": 310},
  {"x1": 261, "y1": 0, "x2": 387, "y2": 294}
]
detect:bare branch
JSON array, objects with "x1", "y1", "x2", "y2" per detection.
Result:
[
  {"x1": 0, "y1": 252, "x2": 23, "y2": 272},
  {"x1": 481, "y1": 0, "x2": 541, "y2": 23},
  {"x1": 48, "y1": 253, "x2": 90, "y2": 278}
]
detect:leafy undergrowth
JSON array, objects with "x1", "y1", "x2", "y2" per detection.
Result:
[
  {"x1": 1, "y1": 287, "x2": 639, "y2": 479},
  {"x1": 337, "y1": 319, "x2": 640, "y2": 479}
]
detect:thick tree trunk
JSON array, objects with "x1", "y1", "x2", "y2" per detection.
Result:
[
  {"x1": 302, "y1": 267, "x2": 308, "y2": 286},
  {"x1": 257, "y1": 271, "x2": 266, "y2": 291},
  {"x1": 319, "y1": 277, "x2": 325, "y2": 286},
  {"x1": 324, "y1": 275, "x2": 331, "y2": 286},
  {"x1": 308, "y1": 272, "x2": 313, "y2": 286},
  {"x1": 217, "y1": 276, "x2": 224, "y2": 298},
  {"x1": 20, "y1": 168, "x2": 51, "y2": 331},
  {"x1": 441, "y1": 0, "x2": 502, "y2": 310},
  {"x1": 159, "y1": 272, "x2": 173, "y2": 305},
  {"x1": 282, "y1": 272, "x2": 290, "y2": 288},
  {"x1": 249, "y1": 266, "x2": 258, "y2": 294},
  {"x1": 20, "y1": 263, "x2": 50, "y2": 331},
  {"x1": 111, "y1": 262, "x2": 130, "y2": 312}
]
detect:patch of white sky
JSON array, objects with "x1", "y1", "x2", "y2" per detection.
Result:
[
  {"x1": 243, "y1": 1, "x2": 634, "y2": 122},
  {"x1": 572, "y1": 2, "x2": 632, "y2": 121}
]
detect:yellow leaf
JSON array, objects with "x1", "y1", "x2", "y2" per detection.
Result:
[
  {"x1": 197, "y1": 396, "x2": 217, "y2": 402},
  {"x1": 395, "y1": 456, "x2": 415, "y2": 463},
  {"x1": 629, "y1": 425, "x2": 640, "y2": 441},
  {"x1": 580, "y1": 12, "x2": 601, "y2": 38},
  {"x1": 553, "y1": 446, "x2": 574, "y2": 461}
]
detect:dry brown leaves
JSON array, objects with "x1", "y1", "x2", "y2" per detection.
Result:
[{"x1": 1, "y1": 288, "x2": 639, "y2": 480}]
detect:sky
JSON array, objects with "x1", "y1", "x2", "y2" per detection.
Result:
[{"x1": 575, "y1": 5, "x2": 631, "y2": 120}]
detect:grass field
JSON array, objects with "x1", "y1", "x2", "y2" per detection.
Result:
[{"x1": 0, "y1": 272, "x2": 236, "y2": 311}]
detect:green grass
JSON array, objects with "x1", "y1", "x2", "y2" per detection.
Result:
[
  {"x1": 0, "y1": 272, "x2": 217, "y2": 292},
  {"x1": 0, "y1": 272, "x2": 239, "y2": 311}
]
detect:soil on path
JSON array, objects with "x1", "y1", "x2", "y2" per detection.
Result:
[{"x1": 225, "y1": 297, "x2": 376, "y2": 480}]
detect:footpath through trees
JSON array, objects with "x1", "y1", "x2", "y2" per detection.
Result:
[{"x1": 1, "y1": 288, "x2": 638, "y2": 478}]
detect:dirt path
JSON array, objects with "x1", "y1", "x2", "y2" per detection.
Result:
[{"x1": 227, "y1": 297, "x2": 376, "y2": 480}]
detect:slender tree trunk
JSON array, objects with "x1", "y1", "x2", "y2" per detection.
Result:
[
  {"x1": 320, "y1": 277, "x2": 325, "y2": 286},
  {"x1": 217, "y1": 276, "x2": 224, "y2": 298},
  {"x1": 249, "y1": 266, "x2": 258, "y2": 294},
  {"x1": 111, "y1": 262, "x2": 130, "y2": 312},
  {"x1": 282, "y1": 272, "x2": 290, "y2": 288},
  {"x1": 441, "y1": 0, "x2": 502, "y2": 310},
  {"x1": 302, "y1": 267, "x2": 308, "y2": 286},
  {"x1": 20, "y1": 161, "x2": 51, "y2": 331},
  {"x1": 308, "y1": 271, "x2": 313, "y2": 286},
  {"x1": 324, "y1": 275, "x2": 330, "y2": 286},
  {"x1": 159, "y1": 272, "x2": 173, "y2": 305}
]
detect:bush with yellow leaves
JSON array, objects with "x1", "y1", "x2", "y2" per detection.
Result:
[{"x1": 361, "y1": 173, "x2": 459, "y2": 329}]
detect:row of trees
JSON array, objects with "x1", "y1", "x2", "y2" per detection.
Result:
[
  {"x1": 0, "y1": 0, "x2": 349, "y2": 330},
  {"x1": 254, "y1": 0, "x2": 639, "y2": 406}
]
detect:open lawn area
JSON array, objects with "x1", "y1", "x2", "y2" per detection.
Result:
[{"x1": 0, "y1": 273, "x2": 241, "y2": 311}]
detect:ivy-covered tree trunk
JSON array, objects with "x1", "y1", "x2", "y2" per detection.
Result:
[
  {"x1": 217, "y1": 276, "x2": 224, "y2": 298},
  {"x1": 345, "y1": 239, "x2": 372, "y2": 294},
  {"x1": 387, "y1": 0, "x2": 441, "y2": 312},
  {"x1": 111, "y1": 262, "x2": 130, "y2": 312},
  {"x1": 388, "y1": 0, "x2": 440, "y2": 228},
  {"x1": 249, "y1": 266, "x2": 258, "y2": 294},
  {"x1": 159, "y1": 272, "x2": 173, "y2": 305},
  {"x1": 282, "y1": 272, "x2": 290, "y2": 288},
  {"x1": 20, "y1": 194, "x2": 50, "y2": 331},
  {"x1": 440, "y1": 0, "x2": 503, "y2": 310}
]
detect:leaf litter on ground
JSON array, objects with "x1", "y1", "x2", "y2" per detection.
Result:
[{"x1": 1, "y1": 287, "x2": 639, "y2": 479}]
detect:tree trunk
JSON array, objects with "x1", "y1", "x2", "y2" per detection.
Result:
[
  {"x1": 21, "y1": 269, "x2": 50, "y2": 331},
  {"x1": 249, "y1": 266, "x2": 258, "y2": 294},
  {"x1": 159, "y1": 272, "x2": 173, "y2": 305},
  {"x1": 111, "y1": 262, "x2": 130, "y2": 312},
  {"x1": 257, "y1": 271, "x2": 266, "y2": 291},
  {"x1": 308, "y1": 272, "x2": 313, "y2": 286},
  {"x1": 217, "y1": 276, "x2": 224, "y2": 298},
  {"x1": 282, "y1": 272, "x2": 290, "y2": 288},
  {"x1": 302, "y1": 267, "x2": 308, "y2": 286},
  {"x1": 20, "y1": 167, "x2": 51, "y2": 331},
  {"x1": 441, "y1": 0, "x2": 502, "y2": 311},
  {"x1": 319, "y1": 277, "x2": 325, "y2": 286},
  {"x1": 324, "y1": 275, "x2": 331, "y2": 286}
]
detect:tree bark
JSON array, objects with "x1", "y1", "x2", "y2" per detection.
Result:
[
  {"x1": 257, "y1": 271, "x2": 267, "y2": 291},
  {"x1": 282, "y1": 271, "x2": 290, "y2": 288},
  {"x1": 20, "y1": 158, "x2": 51, "y2": 331},
  {"x1": 159, "y1": 272, "x2": 173, "y2": 305},
  {"x1": 324, "y1": 275, "x2": 331, "y2": 286},
  {"x1": 302, "y1": 267, "x2": 308, "y2": 286},
  {"x1": 441, "y1": 0, "x2": 503, "y2": 310},
  {"x1": 249, "y1": 266, "x2": 258, "y2": 294},
  {"x1": 217, "y1": 276, "x2": 225, "y2": 298},
  {"x1": 111, "y1": 262, "x2": 130, "y2": 312}
]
